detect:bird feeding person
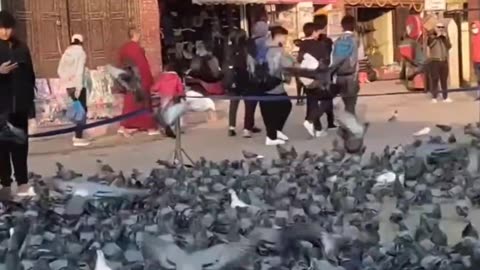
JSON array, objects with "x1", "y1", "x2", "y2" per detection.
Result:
[
  {"x1": 257, "y1": 26, "x2": 294, "y2": 146},
  {"x1": 427, "y1": 22, "x2": 452, "y2": 103}
]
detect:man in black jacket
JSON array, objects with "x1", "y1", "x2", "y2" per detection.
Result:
[{"x1": 0, "y1": 11, "x2": 36, "y2": 199}]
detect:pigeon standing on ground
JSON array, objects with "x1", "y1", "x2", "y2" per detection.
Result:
[{"x1": 388, "y1": 110, "x2": 398, "y2": 122}]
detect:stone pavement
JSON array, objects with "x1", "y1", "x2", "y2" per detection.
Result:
[{"x1": 29, "y1": 80, "x2": 479, "y2": 176}]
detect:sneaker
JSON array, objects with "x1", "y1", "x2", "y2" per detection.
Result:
[
  {"x1": 266, "y1": 137, "x2": 285, "y2": 146},
  {"x1": 148, "y1": 130, "x2": 161, "y2": 136},
  {"x1": 315, "y1": 130, "x2": 328, "y2": 137},
  {"x1": 228, "y1": 127, "x2": 236, "y2": 137},
  {"x1": 443, "y1": 98, "x2": 453, "y2": 103},
  {"x1": 0, "y1": 187, "x2": 12, "y2": 201},
  {"x1": 73, "y1": 138, "x2": 91, "y2": 147},
  {"x1": 250, "y1": 127, "x2": 262, "y2": 133},
  {"x1": 327, "y1": 124, "x2": 338, "y2": 130},
  {"x1": 303, "y1": 121, "x2": 315, "y2": 137},
  {"x1": 15, "y1": 184, "x2": 35, "y2": 197},
  {"x1": 243, "y1": 129, "x2": 252, "y2": 138},
  {"x1": 431, "y1": 99, "x2": 438, "y2": 104},
  {"x1": 0, "y1": 122, "x2": 27, "y2": 144},
  {"x1": 276, "y1": 131, "x2": 289, "y2": 141}
]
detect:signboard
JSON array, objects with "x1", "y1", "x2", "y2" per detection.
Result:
[
  {"x1": 424, "y1": 0, "x2": 446, "y2": 11},
  {"x1": 327, "y1": 9, "x2": 343, "y2": 40}
]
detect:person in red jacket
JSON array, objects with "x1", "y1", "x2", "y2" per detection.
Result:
[
  {"x1": 472, "y1": 21, "x2": 480, "y2": 100},
  {"x1": 151, "y1": 62, "x2": 185, "y2": 138}
]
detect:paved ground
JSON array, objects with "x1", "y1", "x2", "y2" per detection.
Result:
[{"x1": 25, "y1": 80, "x2": 480, "y2": 245}]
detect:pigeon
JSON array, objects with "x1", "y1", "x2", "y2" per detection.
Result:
[
  {"x1": 105, "y1": 64, "x2": 144, "y2": 102},
  {"x1": 436, "y1": 124, "x2": 452, "y2": 132},
  {"x1": 388, "y1": 110, "x2": 398, "y2": 122},
  {"x1": 414, "y1": 127, "x2": 431, "y2": 137},
  {"x1": 455, "y1": 198, "x2": 471, "y2": 219},
  {"x1": 95, "y1": 250, "x2": 112, "y2": 270},
  {"x1": 242, "y1": 150, "x2": 264, "y2": 160}
]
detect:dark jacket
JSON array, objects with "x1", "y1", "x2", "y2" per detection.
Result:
[
  {"x1": 0, "y1": 40, "x2": 14, "y2": 115},
  {"x1": 427, "y1": 33, "x2": 451, "y2": 62},
  {"x1": 297, "y1": 35, "x2": 332, "y2": 67},
  {"x1": 11, "y1": 39, "x2": 36, "y2": 118}
]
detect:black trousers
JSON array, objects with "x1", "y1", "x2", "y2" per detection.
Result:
[
  {"x1": 295, "y1": 77, "x2": 305, "y2": 104},
  {"x1": 228, "y1": 99, "x2": 257, "y2": 130},
  {"x1": 337, "y1": 75, "x2": 359, "y2": 115},
  {"x1": 69, "y1": 88, "x2": 88, "y2": 139},
  {"x1": 0, "y1": 111, "x2": 29, "y2": 187},
  {"x1": 305, "y1": 93, "x2": 335, "y2": 131},
  {"x1": 259, "y1": 93, "x2": 292, "y2": 140},
  {"x1": 429, "y1": 60, "x2": 449, "y2": 99}
]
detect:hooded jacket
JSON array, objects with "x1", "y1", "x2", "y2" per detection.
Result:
[
  {"x1": 57, "y1": 44, "x2": 87, "y2": 91},
  {"x1": 472, "y1": 21, "x2": 480, "y2": 63}
]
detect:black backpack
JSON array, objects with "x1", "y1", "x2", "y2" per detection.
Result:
[{"x1": 246, "y1": 39, "x2": 282, "y2": 93}]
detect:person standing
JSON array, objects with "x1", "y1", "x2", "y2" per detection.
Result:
[
  {"x1": 0, "y1": 10, "x2": 36, "y2": 198},
  {"x1": 427, "y1": 22, "x2": 452, "y2": 103},
  {"x1": 471, "y1": 21, "x2": 480, "y2": 101},
  {"x1": 224, "y1": 29, "x2": 261, "y2": 138},
  {"x1": 259, "y1": 26, "x2": 294, "y2": 146},
  {"x1": 58, "y1": 34, "x2": 90, "y2": 146},
  {"x1": 118, "y1": 28, "x2": 158, "y2": 136},
  {"x1": 331, "y1": 15, "x2": 360, "y2": 115}
]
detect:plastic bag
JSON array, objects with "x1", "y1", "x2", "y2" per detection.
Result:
[
  {"x1": 185, "y1": 90, "x2": 215, "y2": 112},
  {"x1": 66, "y1": 100, "x2": 86, "y2": 124},
  {"x1": 299, "y1": 53, "x2": 319, "y2": 87}
]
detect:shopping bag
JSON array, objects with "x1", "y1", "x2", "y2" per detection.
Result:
[
  {"x1": 185, "y1": 90, "x2": 215, "y2": 112},
  {"x1": 66, "y1": 100, "x2": 86, "y2": 124}
]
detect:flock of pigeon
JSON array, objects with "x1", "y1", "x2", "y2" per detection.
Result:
[{"x1": 1, "y1": 115, "x2": 480, "y2": 270}]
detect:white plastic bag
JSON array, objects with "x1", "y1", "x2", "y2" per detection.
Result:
[
  {"x1": 185, "y1": 90, "x2": 215, "y2": 112},
  {"x1": 299, "y1": 53, "x2": 319, "y2": 87}
]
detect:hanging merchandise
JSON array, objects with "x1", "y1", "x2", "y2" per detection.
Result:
[{"x1": 88, "y1": 66, "x2": 116, "y2": 119}]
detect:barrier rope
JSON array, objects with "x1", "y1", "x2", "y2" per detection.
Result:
[{"x1": 29, "y1": 86, "x2": 479, "y2": 138}]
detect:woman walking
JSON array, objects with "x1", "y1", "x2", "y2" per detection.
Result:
[{"x1": 58, "y1": 34, "x2": 90, "y2": 146}]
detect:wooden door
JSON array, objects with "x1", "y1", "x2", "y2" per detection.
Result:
[
  {"x1": 67, "y1": 0, "x2": 131, "y2": 69},
  {"x1": 2, "y1": 0, "x2": 69, "y2": 78}
]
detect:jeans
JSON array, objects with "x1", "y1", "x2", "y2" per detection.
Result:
[
  {"x1": 228, "y1": 99, "x2": 258, "y2": 130},
  {"x1": 0, "y1": 111, "x2": 29, "y2": 187},
  {"x1": 69, "y1": 88, "x2": 88, "y2": 139},
  {"x1": 336, "y1": 75, "x2": 359, "y2": 115},
  {"x1": 259, "y1": 93, "x2": 292, "y2": 140},
  {"x1": 429, "y1": 60, "x2": 449, "y2": 99},
  {"x1": 306, "y1": 93, "x2": 335, "y2": 131}
]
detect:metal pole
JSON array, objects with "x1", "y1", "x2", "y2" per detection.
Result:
[{"x1": 173, "y1": 119, "x2": 183, "y2": 165}]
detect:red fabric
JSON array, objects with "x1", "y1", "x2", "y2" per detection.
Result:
[
  {"x1": 472, "y1": 21, "x2": 480, "y2": 63},
  {"x1": 118, "y1": 41, "x2": 156, "y2": 130},
  {"x1": 198, "y1": 81, "x2": 225, "y2": 95},
  {"x1": 151, "y1": 72, "x2": 185, "y2": 98}
]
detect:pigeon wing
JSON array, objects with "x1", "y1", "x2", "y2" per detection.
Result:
[
  {"x1": 142, "y1": 234, "x2": 187, "y2": 269},
  {"x1": 190, "y1": 239, "x2": 256, "y2": 270}
]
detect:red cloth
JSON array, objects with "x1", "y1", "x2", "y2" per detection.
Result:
[
  {"x1": 118, "y1": 41, "x2": 156, "y2": 130},
  {"x1": 151, "y1": 72, "x2": 185, "y2": 98},
  {"x1": 472, "y1": 21, "x2": 480, "y2": 63}
]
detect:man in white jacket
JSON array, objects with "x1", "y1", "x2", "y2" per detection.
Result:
[{"x1": 57, "y1": 34, "x2": 90, "y2": 147}]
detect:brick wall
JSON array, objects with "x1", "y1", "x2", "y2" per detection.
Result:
[{"x1": 139, "y1": 0, "x2": 162, "y2": 76}]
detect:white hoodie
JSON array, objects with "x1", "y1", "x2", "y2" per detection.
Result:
[{"x1": 57, "y1": 44, "x2": 87, "y2": 92}]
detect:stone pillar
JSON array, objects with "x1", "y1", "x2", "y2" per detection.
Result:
[{"x1": 139, "y1": 0, "x2": 162, "y2": 76}]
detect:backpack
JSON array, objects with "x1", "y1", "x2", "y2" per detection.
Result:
[
  {"x1": 332, "y1": 34, "x2": 357, "y2": 75},
  {"x1": 247, "y1": 38, "x2": 282, "y2": 93}
]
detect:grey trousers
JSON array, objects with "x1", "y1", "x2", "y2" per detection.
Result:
[{"x1": 336, "y1": 75, "x2": 359, "y2": 115}]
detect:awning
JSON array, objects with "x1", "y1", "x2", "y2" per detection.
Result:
[
  {"x1": 344, "y1": 0, "x2": 423, "y2": 10},
  {"x1": 192, "y1": 0, "x2": 266, "y2": 4},
  {"x1": 193, "y1": 0, "x2": 335, "y2": 4}
]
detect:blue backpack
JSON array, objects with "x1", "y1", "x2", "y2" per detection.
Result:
[{"x1": 332, "y1": 34, "x2": 357, "y2": 74}]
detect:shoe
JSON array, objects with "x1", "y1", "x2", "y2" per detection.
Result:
[
  {"x1": 148, "y1": 130, "x2": 161, "y2": 136},
  {"x1": 266, "y1": 137, "x2": 285, "y2": 146},
  {"x1": 443, "y1": 98, "x2": 453, "y2": 103},
  {"x1": 228, "y1": 127, "x2": 236, "y2": 137},
  {"x1": 0, "y1": 122, "x2": 27, "y2": 144},
  {"x1": 315, "y1": 130, "x2": 328, "y2": 137},
  {"x1": 0, "y1": 187, "x2": 12, "y2": 201},
  {"x1": 431, "y1": 99, "x2": 438, "y2": 104},
  {"x1": 243, "y1": 129, "x2": 252, "y2": 138},
  {"x1": 303, "y1": 121, "x2": 315, "y2": 137},
  {"x1": 276, "y1": 131, "x2": 289, "y2": 141},
  {"x1": 73, "y1": 138, "x2": 91, "y2": 147},
  {"x1": 250, "y1": 127, "x2": 262, "y2": 133},
  {"x1": 327, "y1": 124, "x2": 338, "y2": 130},
  {"x1": 15, "y1": 184, "x2": 35, "y2": 197},
  {"x1": 165, "y1": 126, "x2": 176, "y2": 139}
]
